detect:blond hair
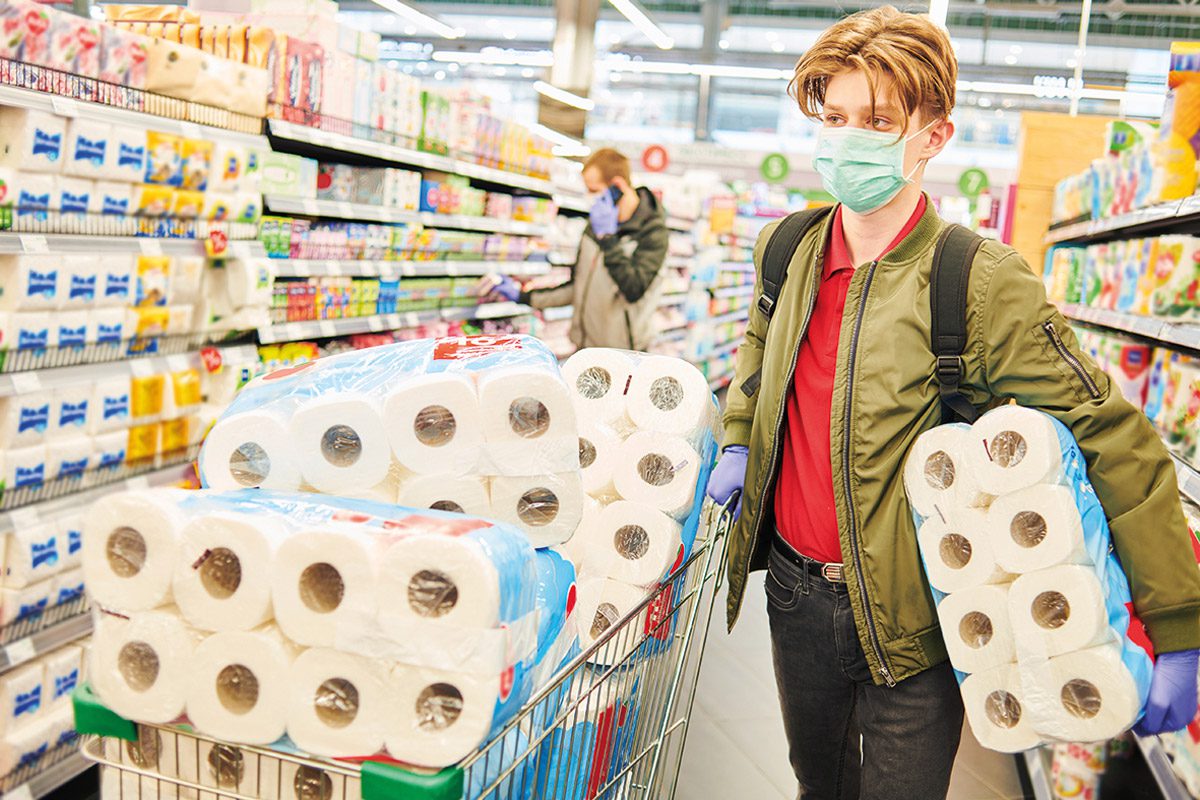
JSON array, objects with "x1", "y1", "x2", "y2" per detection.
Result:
[
  {"x1": 583, "y1": 148, "x2": 631, "y2": 183},
  {"x1": 790, "y1": 6, "x2": 957, "y2": 133}
]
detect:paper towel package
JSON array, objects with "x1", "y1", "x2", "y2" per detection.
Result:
[
  {"x1": 4, "y1": 522, "x2": 62, "y2": 588},
  {"x1": 0, "y1": 256, "x2": 62, "y2": 311},
  {"x1": 0, "y1": 581, "x2": 50, "y2": 627},
  {"x1": 0, "y1": 392, "x2": 55, "y2": 448},
  {"x1": 0, "y1": 108, "x2": 66, "y2": 173},
  {"x1": 561, "y1": 349, "x2": 635, "y2": 429},
  {"x1": 55, "y1": 513, "x2": 84, "y2": 571}
]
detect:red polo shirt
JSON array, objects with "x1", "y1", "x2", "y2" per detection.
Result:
[{"x1": 774, "y1": 197, "x2": 927, "y2": 563}]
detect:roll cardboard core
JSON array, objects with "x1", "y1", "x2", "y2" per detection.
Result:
[
  {"x1": 118, "y1": 641, "x2": 159, "y2": 692},
  {"x1": 577, "y1": 367, "x2": 613, "y2": 399},
  {"x1": 1010, "y1": 511, "x2": 1048, "y2": 548},
  {"x1": 299, "y1": 563, "x2": 345, "y2": 613},
  {"x1": 939, "y1": 533, "x2": 973, "y2": 569},
  {"x1": 959, "y1": 611, "x2": 995, "y2": 650},
  {"x1": 430, "y1": 500, "x2": 464, "y2": 514},
  {"x1": 591, "y1": 602, "x2": 619, "y2": 639},
  {"x1": 199, "y1": 547, "x2": 242, "y2": 600},
  {"x1": 207, "y1": 744, "x2": 244, "y2": 788},
  {"x1": 615, "y1": 525, "x2": 650, "y2": 561},
  {"x1": 321, "y1": 424, "x2": 362, "y2": 468},
  {"x1": 509, "y1": 397, "x2": 550, "y2": 439},
  {"x1": 416, "y1": 683, "x2": 464, "y2": 732},
  {"x1": 107, "y1": 527, "x2": 147, "y2": 578},
  {"x1": 217, "y1": 664, "x2": 260, "y2": 715},
  {"x1": 579, "y1": 437, "x2": 597, "y2": 469},
  {"x1": 293, "y1": 767, "x2": 333, "y2": 800},
  {"x1": 314, "y1": 678, "x2": 359, "y2": 729},
  {"x1": 125, "y1": 726, "x2": 162, "y2": 770},
  {"x1": 984, "y1": 690, "x2": 1022, "y2": 729},
  {"x1": 924, "y1": 450, "x2": 956, "y2": 490},
  {"x1": 638, "y1": 454, "x2": 675, "y2": 487},
  {"x1": 408, "y1": 569, "x2": 459, "y2": 618},
  {"x1": 1061, "y1": 679, "x2": 1102, "y2": 719},
  {"x1": 414, "y1": 406, "x2": 456, "y2": 447},
  {"x1": 1032, "y1": 591, "x2": 1070, "y2": 629},
  {"x1": 649, "y1": 376, "x2": 684, "y2": 412},
  {"x1": 990, "y1": 431, "x2": 1028, "y2": 469},
  {"x1": 518, "y1": 488, "x2": 560, "y2": 526},
  {"x1": 230, "y1": 442, "x2": 270, "y2": 486}
]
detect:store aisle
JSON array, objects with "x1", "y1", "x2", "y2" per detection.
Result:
[{"x1": 678, "y1": 576, "x2": 1028, "y2": 800}]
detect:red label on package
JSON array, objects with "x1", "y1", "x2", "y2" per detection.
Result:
[
  {"x1": 262, "y1": 361, "x2": 318, "y2": 382},
  {"x1": 499, "y1": 665, "x2": 515, "y2": 701},
  {"x1": 380, "y1": 514, "x2": 490, "y2": 538},
  {"x1": 206, "y1": 229, "x2": 228, "y2": 257},
  {"x1": 433, "y1": 334, "x2": 524, "y2": 361},
  {"x1": 644, "y1": 583, "x2": 674, "y2": 641},
  {"x1": 566, "y1": 583, "x2": 577, "y2": 616},
  {"x1": 199, "y1": 347, "x2": 223, "y2": 373}
]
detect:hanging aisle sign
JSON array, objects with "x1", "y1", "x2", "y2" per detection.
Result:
[
  {"x1": 958, "y1": 168, "x2": 990, "y2": 199},
  {"x1": 642, "y1": 145, "x2": 669, "y2": 172}
]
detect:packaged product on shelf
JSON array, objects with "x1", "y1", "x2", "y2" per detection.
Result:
[
  {"x1": 0, "y1": 255, "x2": 61, "y2": 310},
  {"x1": 1156, "y1": 42, "x2": 1200, "y2": 201},
  {"x1": 419, "y1": 89, "x2": 450, "y2": 156},
  {"x1": 48, "y1": 10, "x2": 100, "y2": 79},
  {"x1": 97, "y1": 25, "x2": 150, "y2": 88},
  {"x1": 1151, "y1": 235, "x2": 1199, "y2": 317},
  {"x1": 0, "y1": 108, "x2": 65, "y2": 173},
  {"x1": 143, "y1": 37, "x2": 203, "y2": 98},
  {"x1": 2, "y1": 311, "x2": 55, "y2": 351},
  {"x1": 143, "y1": 131, "x2": 182, "y2": 186}
]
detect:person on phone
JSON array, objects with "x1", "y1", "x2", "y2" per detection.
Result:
[{"x1": 480, "y1": 148, "x2": 668, "y2": 350}]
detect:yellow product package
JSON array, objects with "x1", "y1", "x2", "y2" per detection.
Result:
[
  {"x1": 1156, "y1": 42, "x2": 1200, "y2": 200},
  {"x1": 126, "y1": 422, "x2": 160, "y2": 462},
  {"x1": 170, "y1": 368, "x2": 202, "y2": 409},
  {"x1": 181, "y1": 139, "x2": 212, "y2": 191},
  {"x1": 144, "y1": 131, "x2": 183, "y2": 186},
  {"x1": 160, "y1": 417, "x2": 190, "y2": 454},
  {"x1": 135, "y1": 255, "x2": 172, "y2": 306},
  {"x1": 131, "y1": 373, "x2": 166, "y2": 418}
]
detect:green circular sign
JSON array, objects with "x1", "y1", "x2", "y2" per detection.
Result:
[
  {"x1": 958, "y1": 168, "x2": 989, "y2": 199},
  {"x1": 761, "y1": 153, "x2": 790, "y2": 182}
]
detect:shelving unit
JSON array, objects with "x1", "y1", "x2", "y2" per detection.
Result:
[
  {"x1": 1045, "y1": 195, "x2": 1200, "y2": 246},
  {"x1": 1019, "y1": 749, "x2": 1054, "y2": 800},
  {"x1": 1061, "y1": 305, "x2": 1200, "y2": 352},
  {"x1": 262, "y1": 195, "x2": 553, "y2": 236},
  {"x1": 257, "y1": 302, "x2": 533, "y2": 345},
  {"x1": 266, "y1": 259, "x2": 551, "y2": 279},
  {"x1": 1, "y1": 745, "x2": 89, "y2": 800}
]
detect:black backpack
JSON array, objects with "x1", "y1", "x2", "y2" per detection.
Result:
[{"x1": 741, "y1": 207, "x2": 984, "y2": 424}]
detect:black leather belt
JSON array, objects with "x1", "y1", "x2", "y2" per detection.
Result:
[{"x1": 772, "y1": 537, "x2": 846, "y2": 583}]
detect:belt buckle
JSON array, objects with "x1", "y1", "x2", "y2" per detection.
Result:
[{"x1": 822, "y1": 562, "x2": 845, "y2": 583}]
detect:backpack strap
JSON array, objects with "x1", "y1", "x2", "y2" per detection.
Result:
[
  {"x1": 740, "y1": 207, "x2": 833, "y2": 399},
  {"x1": 930, "y1": 224, "x2": 985, "y2": 424}
]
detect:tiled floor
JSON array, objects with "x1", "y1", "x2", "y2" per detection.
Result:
[{"x1": 676, "y1": 575, "x2": 1028, "y2": 800}]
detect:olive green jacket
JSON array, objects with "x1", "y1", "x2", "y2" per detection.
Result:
[{"x1": 724, "y1": 198, "x2": 1200, "y2": 686}]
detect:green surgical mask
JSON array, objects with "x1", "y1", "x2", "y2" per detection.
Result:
[{"x1": 813, "y1": 122, "x2": 934, "y2": 215}]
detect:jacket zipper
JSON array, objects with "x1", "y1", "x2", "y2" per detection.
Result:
[
  {"x1": 843, "y1": 261, "x2": 896, "y2": 687},
  {"x1": 1043, "y1": 321, "x2": 1101, "y2": 399}
]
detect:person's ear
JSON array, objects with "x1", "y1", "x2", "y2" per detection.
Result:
[{"x1": 921, "y1": 118, "x2": 955, "y2": 160}]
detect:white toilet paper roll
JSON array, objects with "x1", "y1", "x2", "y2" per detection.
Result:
[
  {"x1": 396, "y1": 474, "x2": 491, "y2": 517},
  {"x1": 917, "y1": 511, "x2": 1009, "y2": 593},
  {"x1": 0, "y1": 256, "x2": 62, "y2": 311},
  {"x1": 556, "y1": 497, "x2": 602, "y2": 569},
  {"x1": 0, "y1": 662, "x2": 44, "y2": 735},
  {"x1": 385, "y1": 663, "x2": 503, "y2": 768},
  {"x1": 903, "y1": 423, "x2": 990, "y2": 518},
  {"x1": 562, "y1": 349, "x2": 635, "y2": 427},
  {"x1": 1007, "y1": 565, "x2": 1110, "y2": 659},
  {"x1": 101, "y1": 728, "x2": 189, "y2": 800},
  {"x1": 288, "y1": 395, "x2": 391, "y2": 494},
  {"x1": 580, "y1": 501, "x2": 682, "y2": 588},
  {"x1": 173, "y1": 513, "x2": 291, "y2": 632},
  {"x1": 270, "y1": 526, "x2": 381, "y2": 648},
  {"x1": 960, "y1": 663, "x2": 1041, "y2": 753},
  {"x1": 91, "y1": 607, "x2": 203, "y2": 724},
  {"x1": 5, "y1": 522, "x2": 63, "y2": 588},
  {"x1": 384, "y1": 374, "x2": 484, "y2": 476},
  {"x1": 187, "y1": 625, "x2": 299, "y2": 745},
  {"x1": 341, "y1": 473, "x2": 403, "y2": 504},
  {"x1": 0, "y1": 444, "x2": 47, "y2": 490},
  {"x1": 1026, "y1": 645, "x2": 1141, "y2": 743},
  {"x1": 286, "y1": 648, "x2": 390, "y2": 758},
  {"x1": 935, "y1": 584, "x2": 1017, "y2": 674},
  {"x1": 986, "y1": 485, "x2": 1088, "y2": 574},
  {"x1": 0, "y1": 108, "x2": 66, "y2": 172},
  {"x1": 613, "y1": 432, "x2": 702, "y2": 518},
  {"x1": 489, "y1": 473, "x2": 584, "y2": 548},
  {"x1": 200, "y1": 410, "x2": 303, "y2": 491},
  {"x1": 967, "y1": 406, "x2": 1064, "y2": 496},
  {"x1": 476, "y1": 368, "x2": 578, "y2": 476},
  {"x1": 578, "y1": 421, "x2": 621, "y2": 499},
  {"x1": 64, "y1": 120, "x2": 112, "y2": 179},
  {"x1": 42, "y1": 645, "x2": 82, "y2": 709},
  {"x1": 576, "y1": 577, "x2": 648, "y2": 667},
  {"x1": 83, "y1": 490, "x2": 189, "y2": 612},
  {"x1": 624, "y1": 356, "x2": 712, "y2": 438}
]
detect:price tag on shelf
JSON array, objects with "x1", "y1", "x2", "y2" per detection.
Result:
[
  {"x1": 511, "y1": 223, "x2": 531, "y2": 235},
  {"x1": 4, "y1": 781, "x2": 34, "y2": 800},
  {"x1": 291, "y1": 262, "x2": 311, "y2": 277},
  {"x1": 8, "y1": 373, "x2": 40, "y2": 394},
  {"x1": 206, "y1": 229, "x2": 229, "y2": 258},
  {"x1": 336, "y1": 202, "x2": 354, "y2": 219},
  {"x1": 319, "y1": 321, "x2": 337, "y2": 338},
  {"x1": 139, "y1": 239, "x2": 164, "y2": 257},
  {"x1": 130, "y1": 359, "x2": 154, "y2": 379},
  {"x1": 5, "y1": 637, "x2": 36, "y2": 668},
  {"x1": 180, "y1": 122, "x2": 203, "y2": 139},
  {"x1": 125, "y1": 475, "x2": 150, "y2": 491},
  {"x1": 50, "y1": 97, "x2": 78, "y2": 117},
  {"x1": 18, "y1": 234, "x2": 47, "y2": 254},
  {"x1": 325, "y1": 261, "x2": 342, "y2": 276},
  {"x1": 445, "y1": 263, "x2": 460, "y2": 277},
  {"x1": 302, "y1": 199, "x2": 320, "y2": 217},
  {"x1": 367, "y1": 316, "x2": 384, "y2": 332},
  {"x1": 167, "y1": 354, "x2": 191, "y2": 373}
]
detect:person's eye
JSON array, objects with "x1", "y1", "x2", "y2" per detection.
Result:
[
  {"x1": 823, "y1": 115, "x2": 844, "y2": 126},
  {"x1": 872, "y1": 118, "x2": 891, "y2": 129}
]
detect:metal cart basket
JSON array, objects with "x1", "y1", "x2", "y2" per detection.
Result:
[{"x1": 80, "y1": 497, "x2": 736, "y2": 800}]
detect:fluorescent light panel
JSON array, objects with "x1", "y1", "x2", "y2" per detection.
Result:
[
  {"x1": 607, "y1": 0, "x2": 674, "y2": 50},
  {"x1": 534, "y1": 80, "x2": 596, "y2": 110},
  {"x1": 369, "y1": 0, "x2": 463, "y2": 39},
  {"x1": 431, "y1": 49, "x2": 554, "y2": 67}
]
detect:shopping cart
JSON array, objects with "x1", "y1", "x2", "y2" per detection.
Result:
[{"x1": 78, "y1": 495, "x2": 736, "y2": 800}]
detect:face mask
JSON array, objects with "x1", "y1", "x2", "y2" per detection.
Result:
[{"x1": 813, "y1": 121, "x2": 936, "y2": 215}]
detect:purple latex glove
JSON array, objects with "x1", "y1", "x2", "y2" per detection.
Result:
[
  {"x1": 1134, "y1": 649, "x2": 1200, "y2": 736},
  {"x1": 589, "y1": 190, "x2": 620, "y2": 237},
  {"x1": 477, "y1": 274, "x2": 522, "y2": 303},
  {"x1": 706, "y1": 445, "x2": 747, "y2": 519}
]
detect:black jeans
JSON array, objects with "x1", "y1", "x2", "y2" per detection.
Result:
[{"x1": 765, "y1": 539, "x2": 964, "y2": 800}]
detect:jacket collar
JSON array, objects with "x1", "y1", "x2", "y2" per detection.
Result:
[{"x1": 876, "y1": 193, "x2": 945, "y2": 265}]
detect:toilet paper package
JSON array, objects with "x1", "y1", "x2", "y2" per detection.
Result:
[
  {"x1": 0, "y1": 392, "x2": 55, "y2": 448},
  {"x1": 286, "y1": 647, "x2": 391, "y2": 758},
  {"x1": 64, "y1": 120, "x2": 112, "y2": 179},
  {"x1": 42, "y1": 645, "x2": 82, "y2": 708},
  {"x1": 61, "y1": 256, "x2": 98, "y2": 308},
  {"x1": 50, "y1": 567, "x2": 84, "y2": 607},
  {"x1": 5, "y1": 522, "x2": 62, "y2": 588},
  {"x1": 562, "y1": 349, "x2": 635, "y2": 429},
  {"x1": 902, "y1": 423, "x2": 991, "y2": 517},
  {"x1": 916, "y1": 511, "x2": 1009, "y2": 593},
  {"x1": 0, "y1": 108, "x2": 66, "y2": 173},
  {"x1": 47, "y1": 436, "x2": 91, "y2": 479},
  {"x1": 530, "y1": 549, "x2": 580, "y2": 691},
  {"x1": 0, "y1": 256, "x2": 62, "y2": 310},
  {"x1": 623, "y1": 355, "x2": 714, "y2": 439},
  {"x1": 55, "y1": 513, "x2": 83, "y2": 571},
  {"x1": 53, "y1": 383, "x2": 92, "y2": 437},
  {"x1": 0, "y1": 581, "x2": 50, "y2": 626},
  {"x1": 0, "y1": 662, "x2": 43, "y2": 735},
  {"x1": 0, "y1": 444, "x2": 46, "y2": 491},
  {"x1": 577, "y1": 501, "x2": 683, "y2": 589},
  {"x1": 4, "y1": 312, "x2": 55, "y2": 351},
  {"x1": 396, "y1": 474, "x2": 491, "y2": 517}
]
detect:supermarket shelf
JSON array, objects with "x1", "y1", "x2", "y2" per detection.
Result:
[
  {"x1": 0, "y1": 605, "x2": 90, "y2": 674},
  {"x1": 708, "y1": 371, "x2": 733, "y2": 391},
  {"x1": 554, "y1": 193, "x2": 590, "y2": 213},
  {"x1": 712, "y1": 309, "x2": 750, "y2": 325},
  {"x1": 1172, "y1": 454, "x2": 1200, "y2": 508},
  {"x1": 268, "y1": 259, "x2": 550, "y2": 279},
  {"x1": 257, "y1": 303, "x2": 533, "y2": 344},
  {"x1": 1, "y1": 743, "x2": 89, "y2": 800},
  {"x1": 1060, "y1": 304, "x2": 1200, "y2": 352},
  {"x1": 1136, "y1": 734, "x2": 1192, "y2": 800},
  {"x1": 1020, "y1": 749, "x2": 1053, "y2": 800},
  {"x1": 720, "y1": 261, "x2": 755, "y2": 273},
  {"x1": 657, "y1": 319, "x2": 690, "y2": 335},
  {"x1": 417, "y1": 213, "x2": 551, "y2": 237},
  {"x1": 0, "y1": 232, "x2": 237, "y2": 256},
  {"x1": 262, "y1": 196, "x2": 552, "y2": 236},
  {"x1": 268, "y1": 119, "x2": 555, "y2": 195},
  {"x1": 654, "y1": 329, "x2": 689, "y2": 345},
  {"x1": 708, "y1": 340, "x2": 741, "y2": 361},
  {"x1": 667, "y1": 216, "x2": 697, "y2": 233},
  {"x1": 1045, "y1": 196, "x2": 1200, "y2": 245},
  {"x1": 0, "y1": 84, "x2": 267, "y2": 149},
  {"x1": 0, "y1": 333, "x2": 216, "y2": 375},
  {"x1": 713, "y1": 285, "x2": 754, "y2": 299}
]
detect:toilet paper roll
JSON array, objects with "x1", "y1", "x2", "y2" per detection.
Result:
[
  {"x1": 613, "y1": 432, "x2": 702, "y2": 518},
  {"x1": 0, "y1": 256, "x2": 62, "y2": 310},
  {"x1": 199, "y1": 410, "x2": 303, "y2": 491},
  {"x1": 91, "y1": 606, "x2": 202, "y2": 724},
  {"x1": 576, "y1": 578, "x2": 648, "y2": 667},
  {"x1": 556, "y1": 497, "x2": 602, "y2": 569},
  {"x1": 287, "y1": 394, "x2": 391, "y2": 494},
  {"x1": 53, "y1": 383, "x2": 93, "y2": 436},
  {"x1": 270, "y1": 525, "x2": 381, "y2": 648},
  {"x1": 903, "y1": 423, "x2": 992, "y2": 518},
  {"x1": 0, "y1": 444, "x2": 47, "y2": 490},
  {"x1": 917, "y1": 511, "x2": 1009, "y2": 593},
  {"x1": 477, "y1": 368, "x2": 578, "y2": 476},
  {"x1": 341, "y1": 473, "x2": 403, "y2": 504},
  {"x1": 286, "y1": 648, "x2": 390, "y2": 758},
  {"x1": 0, "y1": 108, "x2": 66, "y2": 172},
  {"x1": 99, "y1": 256, "x2": 134, "y2": 307},
  {"x1": 0, "y1": 582, "x2": 50, "y2": 627},
  {"x1": 490, "y1": 473, "x2": 584, "y2": 548},
  {"x1": 0, "y1": 662, "x2": 44, "y2": 735},
  {"x1": 967, "y1": 406, "x2": 1064, "y2": 496},
  {"x1": 0, "y1": 391, "x2": 55, "y2": 448},
  {"x1": 94, "y1": 430, "x2": 128, "y2": 470},
  {"x1": 580, "y1": 501, "x2": 682, "y2": 588},
  {"x1": 55, "y1": 513, "x2": 84, "y2": 571},
  {"x1": 50, "y1": 568, "x2": 84, "y2": 607},
  {"x1": 385, "y1": 663, "x2": 505, "y2": 768},
  {"x1": 61, "y1": 256, "x2": 98, "y2": 308},
  {"x1": 42, "y1": 645, "x2": 82, "y2": 709},
  {"x1": 5, "y1": 522, "x2": 62, "y2": 587},
  {"x1": 935, "y1": 584, "x2": 1017, "y2": 674},
  {"x1": 88, "y1": 307, "x2": 126, "y2": 347},
  {"x1": 64, "y1": 120, "x2": 112, "y2": 179},
  {"x1": 396, "y1": 474, "x2": 491, "y2": 517},
  {"x1": 1026, "y1": 645, "x2": 1141, "y2": 743},
  {"x1": 1008, "y1": 566, "x2": 1110, "y2": 659},
  {"x1": 107, "y1": 126, "x2": 148, "y2": 184},
  {"x1": 624, "y1": 356, "x2": 712, "y2": 438},
  {"x1": 578, "y1": 421, "x2": 621, "y2": 499},
  {"x1": 562, "y1": 349, "x2": 635, "y2": 427},
  {"x1": 186, "y1": 625, "x2": 299, "y2": 745},
  {"x1": 986, "y1": 485, "x2": 1088, "y2": 574},
  {"x1": 961, "y1": 663, "x2": 1041, "y2": 753},
  {"x1": 173, "y1": 512, "x2": 291, "y2": 632},
  {"x1": 383, "y1": 374, "x2": 484, "y2": 476},
  {"x1": 83, "y1": 489, "x2": 189, "y2": 612}
]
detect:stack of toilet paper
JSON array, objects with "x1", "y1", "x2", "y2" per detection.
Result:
[
  {"x1": 83, "y1": 487, "x2": 579, "y2": 768},
  {"x1": 0, "y1": 641, "x2": 85, "y2": 778},
  {"x1": 903, "y1": 405, "x2": 1153, "y2": 752},
  {"x1": 555, "y1": 349, "x2": 718, "y2": 667},
  {"x1": 198, "y1": 334, "x2": 585, "y2": 548}
]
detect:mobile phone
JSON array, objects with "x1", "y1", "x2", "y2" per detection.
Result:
[{"x1": 608, "y1": 185, "x2": 623, "y2": 204}]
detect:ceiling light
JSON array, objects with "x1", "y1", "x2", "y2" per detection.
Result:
[
  {"x1": 978, "y1": 97, "x2": 992, "y2": 107},
  {"x1": 368, "y1": 0, "x2": 463, "y2": 39},
  {"x1": 532, "y1": 123, "x2": 587, "y2": 149},
  {"x1": 607, "y1": 0, "x2": 673, "y2": 49},
  {"x1": 1009, "y1": 44, "x2": 1022, "y2": 54},
  {"x1": 431, "y1": 49, "x2": 554, "y2": 67},
  {"x1": 534, "y1": 80, "x2": 597, "y2": 111},
  {"x1": 1004, "y1": 55, "x2": 1018, "y2": 65},
  {"x1": 448, "y1": 63, "x2": 459, "y2": 72},
  {"x1": 553, "y1": 143, "x2": 592, "y2": 157},
  {"x1": 718, "y1": 39, "x2": 730, "y2": 50},
  {"x1": 404, "y1": 26, "x2": 417, "y2": 36},
  {"x1": 494, "y1": 67, "x2": 507, "y2": 77},
  {"x1": 771, "y1": 42, "x2": 785, "y2": 53},
  {"x1": 522, "y1": 67, "x2": 536, "y2": 78},
  {"x1": 603, "y1": 58, "x2": 792, "y2": 81},
  {"x1": 504, "y1": 30, "x2": 517, "y2": 40},
  {"x1": 434, "y1": 70, "x2": 446, "y2": 80},
  {"x1": 765, "y1": 31, "x2": 778, "y2": 41}
]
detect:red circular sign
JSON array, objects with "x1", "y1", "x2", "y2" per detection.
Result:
[{"x1": 642, "y1": 145, "x2": 669, "y2": 173}]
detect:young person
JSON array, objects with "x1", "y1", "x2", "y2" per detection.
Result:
[{"x1": 704, "y1": 7, "x2": 1200, "y2": 798}]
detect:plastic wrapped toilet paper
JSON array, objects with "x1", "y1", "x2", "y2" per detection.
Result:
[
  {"x1": 613, "y1": 433, "x2": 702, "y2": 518},
  {"x1": 624, "y1": 356, "x2": 711, "y2": 437},
  {"x1": 562, "y1": 349, "x2": 635, "y2": 428},
  {"x1": 5, "y1": 522, "x2": 62, "y2": 588},
  {"x1": 83, "y1": 489, "x2": 190, "y2": 612},
  {"x1": 476, "y1": 365, "x2": 578, "y2": 476},
  {"x1": 98, "y1": 256, "x2": 134, "y2": 307},
  {"x1": 578, "y1": 421, "x2": 621, "y2": 499},
  {"x1": 383, "y1": 373, "x2": 484, "y2": 476},
  {"x1": 556, "y1": 497, "x2": 601, "y2": 569},
  {"x1": 61, "y1": 257, "x2": 98, "y2": 309},
  {"x1": 42, "y1": 645, "x2": 82, "y2": 709},
  {"x1": 94, "y1": 431, "x2": 127, "y2": 470},
  {"x1": 107, "y1": 126, "x2": 148, "y2": 184},
  {"x1": 51, "y1": 567, "x2": 85, "y2": 607},
  {"x1": 986, "y1": 485, "x2": 1088, "y2": 573},
  {"x1": 966, "y1": 406, "x2": 1064, "y2": 495},
  {"x1": 1025, "y1": 645, "x2": 1143, "y2": 743},
  {"x1": 173, "y1": 512, "x2": 291, "y2": 631},
  {"x1": 64, "y1": 120, "x2": 112, "y2": 179},
  {"x1": 917, "y1": 510, "x2": 1009, "y2": 593},
  {"x1": 904, "y1": 423, "x2": 991, "y2": 517},
  {"x1": 198, "y1": 410, "x2": 303, "y2": 491},
  {"x1": 0, "y1": 256, "x2": 62, "y2": 310},
  {"x1": 287, "y1": 394, "x2": 392, "y2": 494},
  {"x1": 580, "y1": 501, "x2": 682, "y2": 588},
  {"x1": 53, "y1": 383, "x2": 92, "y2": 437},
  {"x1": 531, "y1": 549, "x2": 579, "y2": 691},
  {"x1": 0, "y1": 392, "x2": 54, "y2": 448},
  {"x1": 396, "y1": 474, "x2": 491, "y2": 517},
  {"x1": 935, "y1": 584, "x2": 1017, "y2": 674},
  {"x1": 576, "y1": 578, "x2": 647, "y2": 667},
  {"x1": 91, "y1": 606, "x2": 204, "y2": 723},
  {"x1": 187, "y1": 625, "x2": 300, "y2": 745},
  {"x1": 0, "y1": 662, "x2": 43, "y2": 735},
  {"x1": 490, "y1": 473, "x2": 584, "y2": 548},
  {"x1": 88, "y1": 307, "x2": 125, "y2": 347},
  {"x1": 1008, "y1": 566, "x2": 1110, "y2": 659},
  {"x1": 0, "y1": 716, "x2": 50, "y2": 777},
  {"x1": 286, "y1": 648, "x2": 390, "y2": 757},
  {"x1": 961, "y1": 663, "x2": 1041, "y2": 753},
  {"x1": 90, "y1": 377, "x2": 131, "y2": 434}
]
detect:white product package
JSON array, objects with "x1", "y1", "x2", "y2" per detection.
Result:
[
  {"x1": 52, "y1": 383, "x2": 92, "y2": 437},
  {"x1": 489, "y1": 473, "x2": 584, "y2": 548},
  {"x1": 561, "y1": 349, "x2": 635, "y2": 429},
  {"x1": 42, "y1": 645, "x2": 82, "y2": 709},
  {"x1": 961, "y1": 663, "x2": 1041, "y2": 753},
  {"x1": 87, "y1": 307, "x2": 125, "y2": 347},
  {"x1": 47, "y1": 436, "x2": 91, "y2": 480},
  {"x1": 0, "y1": 256, "x2": 62, "y2": 310},
  {"x1": 0, "y1": 392, "x2": 55, "y2": 448},
  {"x1": 0, "y1": 662, "x2": 44, "y2": 735},
  {"x1": 5, "y1": 522, "x2": 63, "y2": 587},
  {"x1": 285, "y1": 648, "x2": 391, "y2": 758},
  {"x1": 916, "y1": 510, "x2": 1009, "y2": 593},
  {"x1": 61, "y1": 256, "x2": 98, "y2": 308},
  {"x1": 901, "y1": 422, "x2": 990, "y2": 517},
  {"x1": 0, "y1": 582, "x2": 50, "y2": 627},
  {"x1": 90, "y1": 377, "x2": 131, "y2": 434},
  {"x1": 63, "y1": 120, "x2": 112, "y2": 179},
  {"x1": 54, "y1": 513, "x2": 84, "y2": 571},
  {"x1": 576, "y1": 501, "x2": 683, "y2": 588},
  {"x1": 0, "y1": 108, "x2": 66, "y2": 172},
  {"x1": 396, "y1": 474, "x2": 491, "y2": 517},
  {"x1": 613, "y1": 432, "x2": 702, "y2": 519},
  {"x1": 0, "y1": 444, "x2": 47, "y2": 492}
]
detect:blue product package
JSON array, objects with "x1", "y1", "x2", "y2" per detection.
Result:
[
  {"x1": 465, "y1": 726, "x2": 536, "y2": 800},
  {"x1": 531, "y1": 549, "x2": 579, "y2": 687},
  {"x1": 534, "y1": 719, "x2": 599, "y2": 800}
]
